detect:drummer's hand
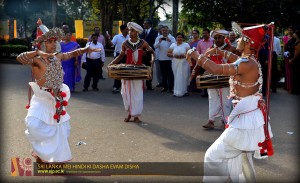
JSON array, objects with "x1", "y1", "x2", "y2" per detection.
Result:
[
  {"x1": 192, "y1": 69, "x2": 197, "y2": 76},
  {"x1": 186, "y1": 50, "x2": 193, "y2": 63},
  {"x1": 37, "y1": 50, "x2": 54, "y2": 63},
  {"x1": 108, "y1": 62, "x2": 113, "y2": 66},
  {"x1": 150, "y1": 60, "x2": 154, "y2": 64},
  {"x1": 204, "y1": 47, "x2": 217, "y2": 57},
  {"x1": 186, "y1": 58, "x2": 193, "y2": 66}
]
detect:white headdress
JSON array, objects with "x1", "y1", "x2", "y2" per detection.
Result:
[
  {"x1": 33, "y1": 18, "x2": 63, "y2": 52},
  {"x1": 127, "y1": 22, "x2": 144, "y2": 34},
  {"x1": 210, "y1": 29, "x2": 229, "y2": 38}
]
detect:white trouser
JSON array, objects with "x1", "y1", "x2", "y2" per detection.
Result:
[
  {"x1": 203, "y1": 137, "x2": 255, "y2": 183},
  {"x1": 25, "y1": 116, "x2": 72, "y2": 162}
]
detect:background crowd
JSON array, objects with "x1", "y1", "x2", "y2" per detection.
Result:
[{"x1": 56, "y1": 20, "x2": 300, "y2": 97}]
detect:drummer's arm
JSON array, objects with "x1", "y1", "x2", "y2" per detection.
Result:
[
  {"x1": 109, "y1": 44, "x2": 126, "y2": 65},
  {"x1": 188, "y1": 49, "x2": 239, "y2": 76},
  {"x1": 144, "y1": 42, "x2": 155, "y2": 64}
]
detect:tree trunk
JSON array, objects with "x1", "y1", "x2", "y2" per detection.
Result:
[
  {"x1": 121, "y1": 0, "x2": 126, "y2": 24},
  {"x1": 100, "y1": 0, "x2": 117, "y2": 46},
  {"x1": 52, "y1": 0, "x2": 57, "y2": 27},
  {"x1": 172, "y1": 0, "x2": 179, "y2": 35}
]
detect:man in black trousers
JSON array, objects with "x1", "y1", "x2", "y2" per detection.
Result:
[{"x1": 140, "y1": 19, "x2": 158, "y2": 90}]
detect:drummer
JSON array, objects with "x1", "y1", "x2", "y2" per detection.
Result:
[
  {"x1": 193, "y1": 29, "x2": 240, "y2": 129},
  {"x1": 108, "y1": 22, "x2": 155, "y2": 123}
]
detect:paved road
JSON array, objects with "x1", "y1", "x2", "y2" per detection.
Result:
[{"x1": 0, "y1": 59, "x2": 299, "y2": 182}]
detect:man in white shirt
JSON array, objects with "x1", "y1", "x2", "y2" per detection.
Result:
[
  {"x1": 228, "y1": 31, "x2": 238, "y2": 48},
  {"x1": 271, "y1": 35, "x2": 282, "y2": 93},
  {"x1": 107, "y1": 24, "x2": 129, "y2": 93},
  {"x1": 88, "y1": 27, "x2": 106, "y2": 79},
  {"x1": 155, "y1": 25, "x2": 164, "y2": 87},
  {"x1": 154, "y1": 26, "x2": 176, "y2": 93},
  {"x1": 82, "y1": 34, "x2": 105, "y2": 91}
]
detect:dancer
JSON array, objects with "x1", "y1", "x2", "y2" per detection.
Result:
[
  {"x1": 17, "y1": 18, "x2": 100, "y2": 162},
  {"x1": 187, "y1": 22, "x2": 274, "y2": 182}
]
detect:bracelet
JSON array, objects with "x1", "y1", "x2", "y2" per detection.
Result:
[
  {"x1": 76, "y1": 49, "x2": 83, "y2": 56},
  {"x1": 27, "y1": 52, "x2": 34, "y2": 64},
  {"x1": 227, "y1": 51, "x2": 232, "y2": 60},
  {"x1": 202, "y1": 58, "x2": 209, "y2": 68},
  {"x1": 19, "y1": 52, "x2": 34, "y2": 65},
  {"x1": 224, "y1": 50, "x2": 228, "y2": 59},
  {"x1": 192, "y1": 69, "x2": 196, "y2": 75},
  {"x1": 197, "y1": 54, "x2": 204, "y2": 62},
  {"x1": 24, "y1": 52, "x2": 30, "y2": 60},
  {"x1": 187, "y1": 47, "x2": 197, "y2": 55}
]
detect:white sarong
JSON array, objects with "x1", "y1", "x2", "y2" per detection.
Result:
[
  {"x1": 203, "y1": 95, "x2": 273, "y2": 182},
  {"x1": 121, "y1": 80, "x2": 143, "y2": 117},
  {"x1": 25, "y1": 82, "x2": 72, "y2": 162},
  {"x1": 172, "y1": 58, "x2": 190, "y2": 96}
]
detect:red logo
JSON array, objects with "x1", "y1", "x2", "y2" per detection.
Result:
[{"x1": 11, "y1": 157, "x2": 32, "y2": 176}]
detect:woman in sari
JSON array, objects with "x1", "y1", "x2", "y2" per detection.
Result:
[{"x1": 60, "y1": 31, "x2": 82, "y2": 92}]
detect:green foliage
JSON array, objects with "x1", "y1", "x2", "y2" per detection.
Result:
[
  {"x1": 1, "y1": 0, "x2": 171, "y2": 39},
  {"x1": 0, "y1": 44, "x2": 28, "y2": 58},
  {"x1": 76, "y1": 38, "x2": 88, "y2": 48},
  {"x1": 181, "y1": 0, "x2": 300, "y2": 30}
]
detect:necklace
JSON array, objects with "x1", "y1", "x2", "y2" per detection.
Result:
[
  {"x1": 214, "y1": 43, "x2": 227, "y2": 50},
  {"x1": 128, "y1": 38, "x2": 140, "y2": 47}
]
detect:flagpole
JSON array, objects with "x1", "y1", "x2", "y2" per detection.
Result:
[{"x1": 265, "y1": 22, "x2": 275, "y2": 133}]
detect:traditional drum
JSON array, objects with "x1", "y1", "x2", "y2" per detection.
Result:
[
  {"x1": 107, "y1": 64, "x2": 152, "y2": 80},
  {"x1": 196, "y1": 74, "x2": 229, "y2": 88}
]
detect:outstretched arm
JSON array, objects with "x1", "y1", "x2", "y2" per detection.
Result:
[
  {"x1": 186, "y1": 48, "x2": 249, "y2": 76},
  {"x1": 60, "y1": 46, "x2": 101, "y2": 61},
  {"x1": 16, "y1": 50, "x2": 39, "y2": 65},
  {"x1": 144, "y1": 42, "x2": 155, "y2": 64}
]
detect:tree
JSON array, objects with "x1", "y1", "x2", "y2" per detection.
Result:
[
  {"x1": 58, "y1": 0, "x2": 92, "y2": 20},
  {"x1": 181, "y1": 0, "x2": 300, "y2": 30},
  {"x1": 52, "y1": 0, "x2": 57, "y2": 28},
  {"x1": 172, "y1": 0, "x2": 179, "y2": 35},
  {"x1": 99, "y1": 0, "x2": 119, "y2": 40}
]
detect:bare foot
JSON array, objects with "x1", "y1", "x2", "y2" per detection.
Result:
[
  {"x1": 133, "y1": 117, "x2": 141, "y2": 123},
  {"x1": 124, "y1": 115, "x2": 131, "y2": 122},
  {"x1": 36, "y1": 157, "x2": 43, "y2": 163},
  {"x1": 32, "y1": 151, "x2": 44, "y2": 163}
]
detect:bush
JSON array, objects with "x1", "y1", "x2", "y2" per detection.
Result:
[
  {"x1": 8, "y1": 38, "x2": 29, "y2": 46},
  {"x1": 0, "y1": 37, "x2": 6, "y2": 45},
  {"x1": 76, "y1": 38, "x2": 88, "y2": 48},
  {"x1": 0, "y1": 44, "x2": 29, "y2": 58}
]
